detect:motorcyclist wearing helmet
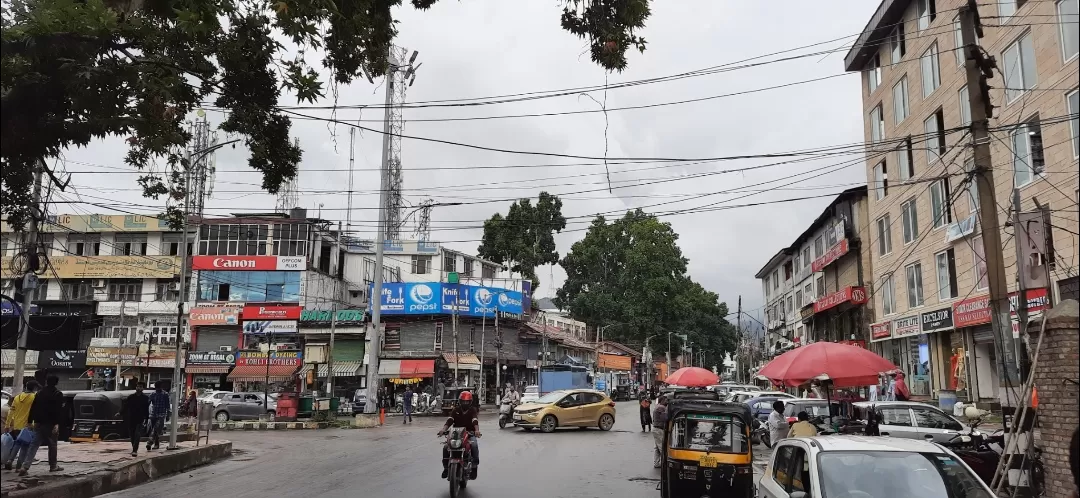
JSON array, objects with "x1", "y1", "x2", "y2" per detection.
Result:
[{"x1": 439, "y1": 390, "x2": 481, "y2": 479}]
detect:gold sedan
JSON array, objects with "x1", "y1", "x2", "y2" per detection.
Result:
[{"x1": 512, "y1": 389, "x2": 617, "y2": 433}]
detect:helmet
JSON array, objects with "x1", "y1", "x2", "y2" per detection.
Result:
[{"x1": 458, "y1": 391, "x2": 473, "y2": 402}]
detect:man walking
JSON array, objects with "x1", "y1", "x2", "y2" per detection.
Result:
[
  {"x1": 4, "y1": 380, "x2": 38, "y2": 470},
  {"x1": 122, "y1": 383, "x2": 151, "y2": 457},
  {"x1": 146, "y1": 382, "x2": 170, "y2": 451},
  {"x1": 651, "y1": 396, "x2": 669, "y2": 468},
  {"x1": 403, "y1": 386, "x2": 414, "y2": 424},
  {"x1": 18, "y1": 375, "x2": 64, "y2": 475},
  {"x1": 766, "y1": 400, "x2": 789, "y2": 450}
]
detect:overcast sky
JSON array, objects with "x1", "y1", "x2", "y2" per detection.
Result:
[{"x1": 56, "y1": 0, "x2": 880, "y2": 322}]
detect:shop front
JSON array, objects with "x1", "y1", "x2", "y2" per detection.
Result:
[
  {"x1": 227, "y1": 350, "x2": 302, "y2": 392},
  {"x1": 597, "y1": 353, "x2": 633, "y2": 392},
  {"x1": 185, "y1": 350, "x2": 236, "y2": 391},
  {"x1": 879, "y1": 314, "x2": 935, "y2": 398},
  {"x1": 298, "y1": 338, "x2": 367, "y2": 398},
  {"x1": 810, "y1": 286, "x2": 868, "y2": 343},
  {"x1": 378, "y1": 357, "x2": 437, "y2": 397}
]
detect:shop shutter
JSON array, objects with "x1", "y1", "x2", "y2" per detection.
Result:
[
  {"x1": 971, "y1": 326, "x2": 995, "y2": 344},
  {"x1": 333, "y1": 340, "x2": 366, "y2": 362}
]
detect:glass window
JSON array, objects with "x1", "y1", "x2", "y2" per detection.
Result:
[
  {"x1": 958, "y1": 86, "x2": 971, "y2": 127},
  {"x1": 882, "y1": 274, "x2": 896, "y2": 315},
  {"x1": 877, "y1": 215, "x2": 892, "y2": 256},
  {"x1": 814, "y1": 236, "x2": 824, "y2": 258},
  {"x1": 936, "y1": 248, "x2": 958, "y2": 300},
  {"x1": 881, "y1": 407, "x2": 914, "y2": 426},
  {"x1": 817, "y1": 452, "x2": 993, "y2": 498},
  {"x1": 870, "y1": 105, "x2": 884, "y2": 143},
  {"x1": 921, "y1": 42, "x2": 941, "y2": 97},
  {"x1": 893, "y1": 76, "x2": 909, "y2": 124},
  {"x1": 772, "y1": 445, "x2": 795, "y2": 489},
  {"x1": 1061, "y1": 0, "x2": 1079, "y2": 61},
  {"x1": 897, "y1": 138, "x2": 915, "y2": 180},
  {"x1": 1003, "y1": 32, "x2": 1037, "y2": 103},
  {"x1": 918, "y1": 0, "x2": 937, "y2": 29},
  {"x1": 196, "y1": 271, "x2": 301, "y2": 302},
  {"x1": 930, "y1": 179, "x2": 952, "y2": 228},
  {"x1": 1012, "y1": 119, "x2": 1045, "y2": 187},
  {"x1": 443, "y1": 255, "x2": 456, "y2": 272},
  {"x1": 901, "y1": 199, "x2": 919, "y2": 244},
  {"x1": 924, "y1": 111, "x2": 945, "y2": 163},
  {"x1": 906, "y1": 262, "x2": 925, "y2": 307},
  {"x1": 1000, "y1": 0, "x2": 1018, "y2": 17},
  {"x1": 913, "y1": 408, "x2": 963, "y2": 430},
  {"x1": 107, "y1": 280, "x2": 142, "y2": 301},
  {"x1": 873, "y1": 161, "x2": 888, "y2": 200},
  {"x1": 670, "y1": 413, "x2": 747, "y2": 454},
  {"x1": 867, "y1": 54, "x2": 881, "y2": 93},
  {"x1": 816, "y1": 275, "x2": 826, "y2": 298},
  {"x1": 891, "y1": 25, "x2": 906, "y2": 63},
  {"x1": 411, "y1": 255, "x2": 432, "y2": 274}
]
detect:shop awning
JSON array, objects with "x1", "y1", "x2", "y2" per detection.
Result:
[
  {"x1": 185, "y1": 365, "x2": 232, "y2": 374},
  {"x1": 378, "y1": 359, "x2": 435, "y2": 378},
  {"x1": 227, "y1": 364, "x2": 299, "y2": 382},
  {"x1": 442, "y1": 353, "x2": 481, "y2": 371},
  {"x1": 319, "y1": 361, "x2": 364, "y2": 377}
]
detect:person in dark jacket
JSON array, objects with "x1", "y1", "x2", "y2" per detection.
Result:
[
  {"x1": 18, "y1": 375, "x2": 64, "y2": 475},
  {"x1": 121, "y1": 383, "x2": 151, "y2": 457}
]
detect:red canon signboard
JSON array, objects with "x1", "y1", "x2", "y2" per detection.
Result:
[
  {"x1": 812, "y1": 239, "x2": 849, "y2": 272},
  {"x1": 242, "y1": 305, "x2": 302, "y2": 320},
  {"x1": 191, "y1": 256, "x2": 305, "y2": 271},
  {"x1": 813, "y1": 286, "x2": 867, "y2": 313}
]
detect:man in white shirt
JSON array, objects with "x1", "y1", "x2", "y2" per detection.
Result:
[{"x1": 767, "y1": 400, "x2": 789, "y2": 448}]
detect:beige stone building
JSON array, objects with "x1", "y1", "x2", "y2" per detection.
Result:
[{"x1": 845, "y1": 0, "x2": 1078, "y2": 405}]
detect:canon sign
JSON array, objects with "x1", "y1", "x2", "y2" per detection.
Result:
[
  {"x1": 191, "y1": 256, "x2": 305, "y2": 271},
  {"x1": 213, "y1": 258, "x2": 257, "y2": 268}
]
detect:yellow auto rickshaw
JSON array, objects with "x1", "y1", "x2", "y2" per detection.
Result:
[{"x1": 659, "y1": 399, "x2": 754, "y2": 498}]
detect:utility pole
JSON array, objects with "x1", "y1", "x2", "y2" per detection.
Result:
[
  {"x1": 11, "y1": 163, "x2": 44, "y2": 397},
  {"x1": 494, "y1": 310, "x2": 502, "y2": 405},
  {"x1": 736, "y1": 295, "x2": 742, "y2": 383},
  {"x1": 452, "y1": 292, "x2": 459, "y2": 386},
  {"x1": 325, "y1": 307, "x2": 339, "y2": 402},
  {"x1": 117, "y1": 299, "x2": 126, "y2": 391},
  {"x1": 363, "y1": 49, "x2": 397, "y2": 414},
  {"x1": 960, "y1": 4, "x2": 1021, "y2": 391},
  {"x1": 479, "y1": 313, "x2": 486, "y2": 403},
  {"x1": 1011, "y1": 189, "x2": 1030, "y2": 379}
]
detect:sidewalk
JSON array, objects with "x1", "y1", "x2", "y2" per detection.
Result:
[{"x1": 0, "y1": 440, "x2": 231, "y2": 498}]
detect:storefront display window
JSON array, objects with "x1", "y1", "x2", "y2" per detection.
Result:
[{"x1": 886, "y1": 334, "x2": 934, "y2": 397}]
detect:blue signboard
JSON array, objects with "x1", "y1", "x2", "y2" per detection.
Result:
[
  {"x1": 373, "y1": 282, "x2": 524, "y2": 317},
  {"x1": 1, "y1": 300, "x2": 39, "y2": 316}
]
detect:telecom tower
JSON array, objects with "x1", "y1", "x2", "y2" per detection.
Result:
[
  {"x1": 188, "y1": 112, "x2": 219, "y2": 217},
  {"x1": 414, "y1": 199, "x2": 435, "y2": 240},
  {"x1": 276, "y1": 138, "x2": 300, "y2": 214},
  {"x1": 384, "y1": 45, "x2": 414, "y2": 240}
]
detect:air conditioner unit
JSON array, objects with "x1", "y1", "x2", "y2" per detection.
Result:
[
  {"x1": 92, "y1": 279, "x2": 107, "y2": 288},
  {"x1": 219, "y1": 345, "x2": 233, "y2": 352}
]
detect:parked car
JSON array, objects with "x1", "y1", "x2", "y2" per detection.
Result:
[
  {"x1": 513, "y1": 389, "x2": 616, "y2": 433},
  {"x1": 352, "y1": 389, "x2": 368, "y2": 414},
  {"x1": 708, "y1": 384, "x2": 760, "y2": 397},
  {"x1": 213, "y1": 392, "x2": 277, "y2": 422},
  {"x1": 726, "y1": 390, "x2": 793, "y2": 404},
  {"x1": 759, "y1": 435, "x2": 993, "y2": 498},
  {"x1": 852, "y1": 401, "x2": 970, "y2": 444},
  {"x1": 520, "y1": 385, "x2": 540, "y2": 404},
  {"x1": 744, "y1": 395, "x2": 794, "y2": 422},
  {"x1": 199, "y1": 390, "x2": 230, "y2": 408},
  {"x1": 781, "y1": 398, "x2": 840, "y2": 424}
]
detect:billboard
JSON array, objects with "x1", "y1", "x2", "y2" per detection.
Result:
[
  {"x1": 1, "y1": 255, "x2": 179, "y2": 279},
  {"x1": 191, "y1": 255, "x2": 304, "y2": 271},
  {"x1": 372, "y1": 282, "x2": 524, "y2": 317}
]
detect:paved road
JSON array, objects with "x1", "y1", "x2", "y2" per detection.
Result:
[{"x1": 104, "y1": 401, "x2": 767, "y2": 498}]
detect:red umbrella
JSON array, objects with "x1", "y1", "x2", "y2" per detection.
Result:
[
  {"x1": 757, "y1": 342, "x2": 897, "y2": 388},
  {"x1": 664, "y1": 367, "x2": 719, "y2": 388}
]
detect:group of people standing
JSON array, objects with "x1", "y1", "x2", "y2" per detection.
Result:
[
  {"x1": 3, "y1": 376, "x2": 66, "y2": 475},
  {"x1": 118, "y1": 381, "x2": 174, "y2": 457}
]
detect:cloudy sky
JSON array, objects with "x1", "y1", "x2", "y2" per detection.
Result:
[{"x1": 56, "y1": 0, "x2": 880, "y2": 322}]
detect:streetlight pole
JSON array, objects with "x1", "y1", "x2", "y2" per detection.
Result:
[{"x1": 167, "y1": 139, "x2": 238, "y2": 450}]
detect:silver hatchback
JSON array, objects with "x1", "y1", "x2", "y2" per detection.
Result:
[{"x1": 853, "y1": 401, "x2": 969, "y2": 444}]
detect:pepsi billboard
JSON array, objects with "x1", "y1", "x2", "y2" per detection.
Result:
[{"x1": 373, "y1": 282, "x2": 524, "y2": 317}]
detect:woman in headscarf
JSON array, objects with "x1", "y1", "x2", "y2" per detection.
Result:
[{"x1": 893, "y1": 372, "x2": 910, "y2": 401}]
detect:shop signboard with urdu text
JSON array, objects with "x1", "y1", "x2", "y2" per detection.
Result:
[
  {"x1": 812, "y1": 238, "x2": 849, "y2": 272},
  {"x1": 892, "y1": 315, "x2": 922, "y2": 338},
  {"x1": 1, "y1": 255, "x2": 179, "y2": 279},
  {"x1": 953, "y1": 295, "x2": 991, "y2": 328},
  {"x1": 0, "y1": 214, "x2": 171, "y2": 233},
  {"x1": 813, "y1": 286, "x2": 867, "y2": 313},
  {"x1": 870, "y1": 322, "x2": 892, "y2": 341}
]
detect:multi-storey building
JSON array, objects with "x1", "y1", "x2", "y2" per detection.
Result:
[
  {"x1": 845, "y1": 0, "x2": 1078, "y2": 404},
  {"x1": 756, "y1": 250, "x2": 795, "y2": 355}
]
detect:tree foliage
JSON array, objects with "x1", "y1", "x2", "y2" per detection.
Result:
[
  {"x1": 477, "y1": 192, "x2": 566, "y2": 293},
  {"x1": 555, "y1": 209, "x2": 736, "y2": 366},
  {"x1": 0, "y1": 0, "x2": 652, "y2": 230}
]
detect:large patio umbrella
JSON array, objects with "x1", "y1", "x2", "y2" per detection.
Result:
[
  {"x1": 664, "y1": 367, "x2": 719, "y2": 388},
  {"x1": 756, "y1": 342, "x2": 897, "y2": 388}
]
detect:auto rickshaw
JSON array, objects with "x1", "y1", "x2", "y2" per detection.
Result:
[
  {"x1": 659, "y1": 399, "x2": 754, "y2": 498},
  {"x1": 70, "y1": 391, "x2": 135, "y2": 442},
  {"x1": 612, "y1": 384, "x2": 632, "y2": 401},
  {"x1": 440, "y1": 386, "x2": 476, "y2": 414},
  {"x1": 668, "y1": 389, "x2": 721, "y2": 402}
]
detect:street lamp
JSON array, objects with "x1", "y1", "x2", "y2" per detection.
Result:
[{"x1": 167, "y1": 138, "x2": 240, "y2": 451}]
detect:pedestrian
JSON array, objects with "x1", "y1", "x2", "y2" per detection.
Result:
[
  {"x1": 639, "y1": 393, "x2": 652, "y2": 432},
  {"x1": 121, "y1": 383, "x2": 150, "y2": 457},
  {"x1": 787, "y1": 411, "x2": 819, "y2": 438},
  {"x1": 893, "y1": 372, "x2": 910, "y2": 402},
  {"x1": 146, "y1": 382, "x2": 170, "y2": 451},
  {"x1": 651, "y1": 396, "x2": 669, "y2": 468},
  {"x1": 766, "y1": 400, "x2": 789, "y2": 450},
  {"x1": 18, "y1": 375, "x2": 64, "y2": 475},
  {"x1": 885, "y1": 373, "x2": 898, "y2": 401},
  {"x1": 4, "y1": 380, "x2": 38, "y2": 470},
  {"x1": 403, "y1": 386, "x2": 414, "y2": 424},
  {"x1": 180, "y1": 390, "x2": 198, "y2": 422}
]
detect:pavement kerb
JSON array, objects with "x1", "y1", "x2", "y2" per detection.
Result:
[{"x1": 2, "y1": 441, "x2": 232, "y2": 498}]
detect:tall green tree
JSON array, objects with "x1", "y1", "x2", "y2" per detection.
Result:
[
  {"x1": 0, "y1": 0, "x2": 652, "y2": 230},
  {"x1": 556, "y1": 209, "x2": 736, "y2": 364},
  {"x1": 477, "y1": 192, "x2": 566, "y2": 293}
]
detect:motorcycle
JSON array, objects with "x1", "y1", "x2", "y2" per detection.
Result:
[
  {"x1": 440, "y1": 429, "x2": 479, "y2": 497},
  {"x1": 751, "y1": 418, "x2": 771, "y2": 448},
  {"x1": 498, "y1": 399, "x2": 519, "y2": 429}
]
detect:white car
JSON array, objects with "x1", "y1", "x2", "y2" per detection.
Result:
[
  {"x1": 199, "y1": 390, "x2": 231, "y2": 407},
  {"x1": 520, "y1": 385, "x2": 540, "y2": 404},
  {"x1": 725, "y1": 390, "x2": 794, "y2": 404},
  {"x1": 758, "y1": 435, "x2": 994, "y2": 498}
]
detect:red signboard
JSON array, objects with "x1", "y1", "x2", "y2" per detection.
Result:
[
  {"x1": 1008, "y1": 287, "x2": 1049, "y2": 315},
  {"x1": 838, "y1": 340, "x2": 866, "y2": 349},
  {"x1": 192, "y1": 256, "x2": 305, "y2": 271},
  {"x1": 242, "y1": 305, "x2": 302, "y2": 320},
  {"x1": 812, "y1": 239, "x2": 849, "y2": 272},
  {"x1": 813, "y1": 286, "x2": 867, "y2": 313},
  {"x1": 870, "y1": 322, "x2": 892, "y2": 340},
  {"x1": 953, "y1": 295, "x2": 991, "y2": 328}
]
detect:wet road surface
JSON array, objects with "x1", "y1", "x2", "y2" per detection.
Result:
[{"x1": 104, "y1": 401, "x2": 767, "y2": 498}]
